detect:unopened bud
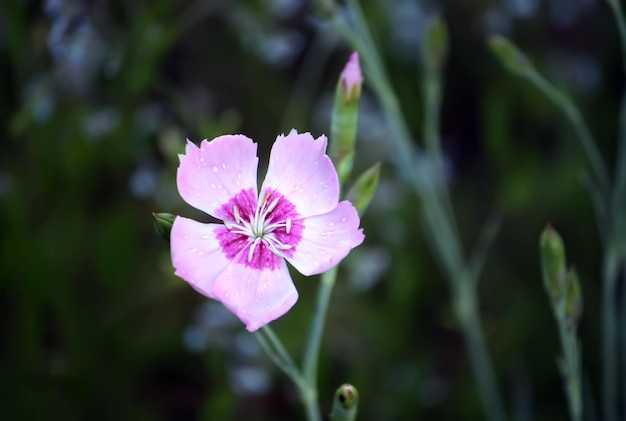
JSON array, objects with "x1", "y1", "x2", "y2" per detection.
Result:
[
  {"x1": 565, "y1": 267, "x2": 583, "y2": 325},
  {"x1": 540, "y1": 224, "x2": 567, "y2": 301},
  {"x1": 330, "y1": 52, "x2": 363, "y2": 183},
  {"x1": 424, "y1": 17, "x2": 449, "y2": 74},
  {"x1": 153, "y1": 212, "x2": 176, "y2": 243},
  {"x1": 330, "y1": 383, "x2": 359, "y2": 421},
  {"x1": 487, "y1": 34, "x2": 532, "y2": 77},
  {"x1": 340, "y1": 52, "x2": 363, "y2": 102}
]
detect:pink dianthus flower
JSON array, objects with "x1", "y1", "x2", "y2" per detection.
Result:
[{"x1": 171, "y1": 130, "x2": 364, "y2": 331}]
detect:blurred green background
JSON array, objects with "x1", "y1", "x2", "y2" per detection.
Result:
[{"x1": 1, "y1": 0, "x2": 621, "y2": 419}]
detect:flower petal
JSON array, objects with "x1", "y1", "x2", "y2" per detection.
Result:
[
  {"x1": 170, "y1": 216, "x2": 232, "y2": 298},
  {"x1": 287, "y1": 201, "x2": 364, "y2": 276},
  {"x1": 260, "y1": 130, "x2": 339, "y2": 218},
  {"x1": 177, "y1": 135, "x2": 258, "y2": 218},
  {"x1": 212, "y1": 257, "x2": 298, "y2": 331}
]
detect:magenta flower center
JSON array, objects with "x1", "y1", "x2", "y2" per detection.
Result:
[
  {"x1": 216, "y1": 188, "x2": 303, "y2": 270},
  {"x1": 227, "y1": 194, "x2": 292, "y2": 260}
]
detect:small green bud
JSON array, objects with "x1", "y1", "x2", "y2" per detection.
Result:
[
  {"x1": 330, "y1": 52, "x2": 363, "y2": 183},
  {"x1": 346, "y1": 162, "x2": 380, "y2": 216},
  {"x1": 565, "y1": 267, "x2": 583, "y2": 325},
  {"x1": 153, "y1": 212, "x2": 176, "y2": 243},
  {"x1": 540, "y1": 224, "x2": 568, "y2": 301},
  {"x1": 330, "y1": 384, "x2": 359, "y2": 421},
  {"x1": 424, "y1": 16, "x2": 449, "y2": 74},
  {"x1": 487, "y1": 34, "x2": 532, "y2": 77}
]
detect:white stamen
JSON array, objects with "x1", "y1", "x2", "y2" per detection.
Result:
[
  {"x1": 266, "y1": 197, "x2": 280, "y2": 214},
  {"x1": 233, "y1": 206, "x2": 241, "y2": 223},
  {"x1": 285, "y1": 218, "x2": 291, "y2": 234},
  {"x1": 248, "y1": 237, "x2": 262, "y2": 262},
  {"x1": 272, "y1": 241, "x2": 292, "y2": 250}
]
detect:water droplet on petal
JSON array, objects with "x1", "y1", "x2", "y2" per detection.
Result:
[{"x1": 213, "y1": 166, "x2": 219, "y2": 172}]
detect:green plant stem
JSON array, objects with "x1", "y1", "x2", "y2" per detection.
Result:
[
  {"x1": 320, "y1": 3, "x2": 506, "y2": 419},
  {"x1": 255, "y1": 327, "x2": 304, "y2": 388},
  {"x1": 607, "y1": 0, "x2": 626, "y2": 71},
  {"x1": 622, "y1": 264, "x2": 626, "y2": 412},
  {"x1": 457, "y1": 283, "x2": 507, "y2": 421},
  {"x1": 255, "y1": 327, "x2": 321, "y2": 421},
  {"x1": 422, "y1": 51, "x2": 461, "y2": 249},
  {"x1": 602, "y1": 250, "x2": 619, "y2": 421},
  {"x1": 606, "y1": 2, "x2": 626, "y2": 415},
  {"x1": 525, "y1": 68, "x2": 610, "y2": 193},
  {"x1": 556, "y1": 316, "x2": 582, "y2": 421},
  {"x1": 302, "y1": 267, "x2": 339, "y2": 410},
  {"x1": 553, "y1": 298, "x2": 583, "y2": 421},
  {"x1": 615, "y1": 88, "x2": 626, "y2": 206}
]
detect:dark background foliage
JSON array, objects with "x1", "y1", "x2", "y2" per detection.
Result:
[{"x1": 0, "y1": 0, "x2": 620, "y2": 419}]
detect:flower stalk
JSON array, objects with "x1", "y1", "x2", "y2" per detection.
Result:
[
  {"x1": 539, "y1": 225, "x2": 583, "y2": 421},
  {"x1": 310, "y1": 2, "x2": 506, "y2": 419}
]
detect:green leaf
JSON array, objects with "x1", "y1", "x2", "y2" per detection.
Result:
[{"x1": 346, "y1": 162, "x2": 380, "y2": 216}]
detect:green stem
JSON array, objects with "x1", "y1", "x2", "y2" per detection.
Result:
[
  {"x1": 525, "y1": 69, "x2": 610, "y2": 193},
  {"x1": 555, "y1": 307, "x2": 583, "y2": 421},
  {"x1": 320, "y1": 3, "x2": 506, "y2": 419},
  {"x1": 255, "y1": 327, "x2": 304, "y2": 388},
  {"x1": 457, "y1": 284, "x2": 507, "y2": 421},
  {"x1": 422, "y1": 51, "x2": 461, "y2": 249},
  {"x1": 606, "y1": 0, "x2": 626, "y2": 71},
  {"x1": 255, "y1": 327, "x2": 321, "y2": 421},
  {"x1": 602, "y1": 250, "x2": 619, "y2": 421},
  {"x1": 622, "y1": 261, "x2": 626, "y2": 413},
  {"x1": 303, "y1": 267, "x2": 339, "y2": 393}
]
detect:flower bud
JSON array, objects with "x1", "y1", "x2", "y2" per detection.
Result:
[
  {"x1": 153, "y1": 212, "x2": 176, "y2": 243},
  {"x1": 346, "y1": 162, "x2": 380, "y2": 216},
  {"x1": 330, "y1": 52, "x2": 363, "y2": 183},
  {"x1": 565, "y1": 267, "x2": 583, "y2": 325},
  {"x1": 540, "y1": 224, "x2": 567, "y2": 301},
  {"x1": 424, "y1": 17, "x2": 449, "y2": 74},
  {"x1": 330, "y1": 383, "x2": 359, "y2": 421},
  {"x1": 341, "y1": 52, "x2": 363, "y2": 102},
  {"x1": 487, "y1": 34, "x2": 532, "y2": 77}
]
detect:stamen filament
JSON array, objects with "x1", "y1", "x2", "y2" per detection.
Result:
[{"x1": 248, "y1": 237, "x2": 262, "y2": 262}]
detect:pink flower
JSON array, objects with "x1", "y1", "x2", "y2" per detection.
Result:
[
  {"x1": 171, "y1": 130, "x2": 365, "y2": 331},
  {"x1": 340, "y1": 52, "x2": 363, "y2": 100}
]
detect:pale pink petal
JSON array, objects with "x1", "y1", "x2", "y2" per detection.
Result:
[
  {"x1": 170, "y1": 216, "x2": 232, "y2": 298},
  {"x1": 212, "y1": 257, "x2": 298, "y2": 331},
  {"x1": 177, "y1": 135, "x2": 258, "y2": 218},
  {"x1": 260, "y1": 130, "x2": 339, "y2": 218},
  {"x1": 287, "y1": 201, "x2": 364, "y2": 276}
]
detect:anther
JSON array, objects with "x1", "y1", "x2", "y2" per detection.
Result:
[{"x1": 233, "y1": 206, "x2": 241, "y2": 224}]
